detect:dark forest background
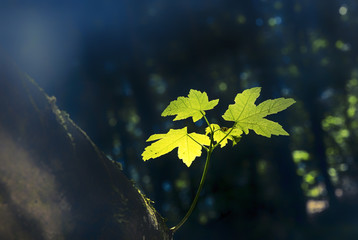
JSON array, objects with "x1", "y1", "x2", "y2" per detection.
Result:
[{"x1": 1, "y1": 0, "x2": 358, "y2": 239}]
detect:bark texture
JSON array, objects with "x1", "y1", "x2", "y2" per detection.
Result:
[{"x1": 0, "y1": 56, "x2": 172, "y2": 240}]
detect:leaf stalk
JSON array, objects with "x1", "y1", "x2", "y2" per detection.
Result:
[
  {"x1": 213, "y1": 126, "x2": 235, "y2": 149},
  {"x1": 170, "y1": 113, "x2": 216, "y2": 233},
  {"x1": 170, "y1": 147, "x2": 213, "y2": 233}
]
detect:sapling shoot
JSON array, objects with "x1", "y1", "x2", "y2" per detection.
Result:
[{"x1": 142, "y1": 87, "x2": 295, "y2": 233}]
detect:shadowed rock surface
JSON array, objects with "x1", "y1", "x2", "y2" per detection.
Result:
[{"x1": 0, "y1": 55, "x2": 172, "y2": 240}]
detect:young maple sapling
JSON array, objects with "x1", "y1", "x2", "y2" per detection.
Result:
[{"x1": 142, "y1": 87, "x2": 295, "y2": 234}]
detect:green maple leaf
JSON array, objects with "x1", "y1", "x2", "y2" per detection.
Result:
[
  {"x1": 205, "y1": 124, "x2": 242, "y2": 148},
  {"x1": 142, "y1": 127, "x2": 210, "y2": 167},
  {"x1": 161, "y1": 89, "x2": 219, "y2": 122},
  {"x1": 222, "y1": 87, "x2": 296, "y2": 137}
]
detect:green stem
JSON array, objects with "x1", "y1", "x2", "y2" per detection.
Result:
[
  {"x1": 202, "y1": 114, "x2": 213, "y2": 133},
  {"x1": 170, "y1": 113, "x2": 215, "y2": 233},
  {"x1": 170, "y1": 147, "x2": 213, "y2": 233},
  {"x1": 213, "y1": 127, "x2": 235, "y2": 149}
]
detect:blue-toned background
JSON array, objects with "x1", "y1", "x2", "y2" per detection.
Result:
[{"x1": 1, "y1": 0, "x2": 358, "y2": 239}]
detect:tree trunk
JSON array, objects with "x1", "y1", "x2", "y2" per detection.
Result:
[{"x1": 0, "y1": 54, "x2": 172, "y2": 240}]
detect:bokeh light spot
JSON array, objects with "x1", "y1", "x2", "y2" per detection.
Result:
[
  {"x1": 274, "y1": 1, "x2": 283, "y2": 10},
  {"x1": 335, "y1": 40, "x2": 351, "y2": 51},
  {"x1": 162, "y1": 181, "x2": 172, "y2": 192},
  {"x1": 339, "y1": 164, "x2": 348, "y2": 172},
  {"x1": 109, "y1": 117, "x2": 117, "y2": 127},
  {"x1": 312, "y1": 38, "x2": 328, "y2": 52},
  {"x1": 199, "y1": 213, "x2": 208, "y2": 225},
  {"x1": 339, "y1": 5, "x2": 348, "y2": 16},
  {"x1": 218, "y1": 82, "x2": 228, "y2": 91},
  {"x1": 256, "y1": 18, "x2": 264, "y2": 26},
  {"x1": 328, "y1": 168, "x2": 337, "y2": 177},
  {"x1": 292, "y1": 150, "x2": 310, "y2": 163},
  {"x1": 257, "y1": 160, "x2": 267, "y2": 174},
  {"x1": 306, "y1": 200, "x2": 329, "y2": 214},
  {"x1": 149, "y1": 74, "x2": 167, "y2": 94},
  {"x1": 335, "y1": 188, "x2": 343, "y2": 197},
  {"x1": 268, "y1": 16, "x2": 282, "y2": 27},
  {"x1": 236, "y1": 15, "x2": 246, "y2": 24}
]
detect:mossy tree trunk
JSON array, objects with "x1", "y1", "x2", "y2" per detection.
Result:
[{"x1": 0, "y1": 55, "x2": 172, "y2": 240}]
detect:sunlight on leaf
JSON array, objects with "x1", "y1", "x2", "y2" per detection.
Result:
[
  {"x1": 222, "y1": 87, "x2": 295, "y2": 137},
  {"x1": 162, "y1": 89, "x2": 219, "y2": 122},
  {"x1": 142, "y1": 127, "x2": 210, "y2": 167},
  {"x1": 205, "y1": 124, "x2": 242, "y2": 147}
]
